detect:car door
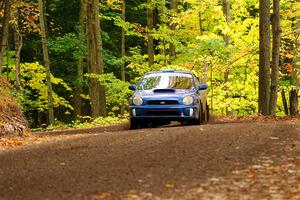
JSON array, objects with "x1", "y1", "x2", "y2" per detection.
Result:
[{"x1": 194, "y1": 75, "x2": 207, "y2": 113}]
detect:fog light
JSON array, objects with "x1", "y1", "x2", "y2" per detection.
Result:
[
  {"x1": 189, "y1": 108, "x2": 194, "y2": 117},
  {"x1": 132, "y1": 109, "x2": 136, "y2": 117}
]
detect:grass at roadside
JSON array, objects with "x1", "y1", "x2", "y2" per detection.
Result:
[
  {"x1": 2, "y1": 115, "x2": 299, "y2": 151},
  {"x1": 1, "y1": 115, "x2": 129, "y2": 150},
  {"x1": 32, "y1": 115, "x2": 129, "y2": 132},
  {"x1": 216, "y1": 115, "x2": 300, "y2": 123}
]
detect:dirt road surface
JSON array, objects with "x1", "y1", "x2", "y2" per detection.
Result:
[{"x1": 0, "y1": 121, "x2": 300, "y2": 200}]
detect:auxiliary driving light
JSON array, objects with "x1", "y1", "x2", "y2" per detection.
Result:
[
  {"x1": 189, "y1": 108, "x2": 194, "y2": 117},
  {"x1": 132, "y1": 109, "x2": 136, "y2": 117}
]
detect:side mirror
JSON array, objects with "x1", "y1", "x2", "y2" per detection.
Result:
[
  {"x1": 129, "y1": 85, "x2": 136, "y2": 91},
  {"x1": 199, "y1": 84, "x2": 207, "y2": 90}
]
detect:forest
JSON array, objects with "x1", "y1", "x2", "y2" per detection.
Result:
[{"x1": 0, "y1": 0, "x2": 299, "y2": 129}]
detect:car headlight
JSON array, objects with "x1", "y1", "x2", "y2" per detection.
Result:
[
  {"x1": 133, "y1": 96, "x2": 143, "y2": 106},
  {"x1": 183, "y1": 96, "x2": 194, "y2": 105}
]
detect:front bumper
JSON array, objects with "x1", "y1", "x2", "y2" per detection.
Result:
[{"x1": 129, "y1": 105, "x2": 199, "y2": 121}]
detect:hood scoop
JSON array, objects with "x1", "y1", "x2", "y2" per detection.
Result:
[{"x1": 153, "y1": 89, "x2": 176, "y2": 93}]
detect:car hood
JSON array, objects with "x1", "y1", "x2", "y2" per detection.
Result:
[{"x1": 135, "y1": 89, "x2": 194, "y2": 98}]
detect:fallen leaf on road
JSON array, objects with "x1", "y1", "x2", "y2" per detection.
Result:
[
  {"x1": 164, "y1": 183, "x2": 175, "y2": 188},
  {"x1": 245, "y1": 170, "x2": 256, "y2": 178},
  {"x1": 128, "y1": 190, "x2": 137, "y2": 195},
  {"x1": 269, "y1": 137, "x2": 279, "y2": 140},
  {"x1": 90, "y1": 192, "x2": 110, "y2": 200}
]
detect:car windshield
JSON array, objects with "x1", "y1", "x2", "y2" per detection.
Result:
[{"x1": 138, "y1": 73, "x2": 194, "y2": 90}]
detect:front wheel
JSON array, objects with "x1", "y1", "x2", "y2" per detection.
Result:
[
  {"x1": 129, "y1": 118, "x2": 139, "y2": 130},
  {"x1": 193, "y1": 107, "x2": 202, "y2": 125},
  {"x1": 129, "y1": 119, "x2": 148, "y2": 129}
]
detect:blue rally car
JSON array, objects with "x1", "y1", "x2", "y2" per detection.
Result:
[{"x1": 128, "y1": 70, "x2": 209, "y2": 129}]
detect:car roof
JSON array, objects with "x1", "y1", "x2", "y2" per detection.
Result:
[{"x1": 145, "y1": 70, "x2": 194, "y2": 75}]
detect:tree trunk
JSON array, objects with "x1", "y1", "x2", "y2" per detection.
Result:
[
  {"x1": 0, "y1": 0, "x2": 11, "y2": 75},
  {"x1": 258, "y1": 0, "x2": 271, "y2": 115},
  {"x1": 158, "y1": 0, "x2": 165, "y2": 58},
  {"x1": 222, "y1": 0, "x2": 231, "y2": 43},
  {"x1": 281, "y1": 89, "x2": 289, "y2": 115},
  {"x1": 147, "y1": 0, "x2": 154, "y2": 67},
  {"x1": 269, "y1": 0, "x2": 281, "y2": 115},
  {"x1": 289, "y1": 61, "x2": 299, "y2": 117},
  {"x1": 222, "y1": 0, "x2": 233, "y2": 116},
  {"x1": 289, "y1": 88, "x2": 299, "y2": 116},
  {"x1": 74, "y1": 0, "x2": 87, "y2": 118},
  {"x1": 198, "y1": 12, "x2": 203, "y2": 35},
  {"x1": 86, "y1": 0, "x2": 107, "y2": 118},
  {"x1": 210, "y1": 60, "x2": 214, "y2": 115},
  {"x1": 169, "y1": 0, "x2": 178, "y2": 58},
  {"x1": 38, "y1": 0, "x2": 55, "y2": 125},
  {"x1": 120, "y1": 0, "x2": 126, "y2": 115},
  {"x1": 13, "y1": 25, "x2": 23, "y2": 91},
  {"x1": 12, "y1": 6, "x2": 23, "y2": 91},
  {"x1": 121, "y1": 0, "x2": 126, "y2": 82},
  {"x1": 289, "y1": 14, "x2": 299, "y2": 116},
  {"x1": 163, "y1": 39, "x2": 167, "y2": 66},
  {"x1": 222, "y1": 0, "x2": 231, "y2": 83}
]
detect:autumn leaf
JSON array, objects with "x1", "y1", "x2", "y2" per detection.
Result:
[{"x1": 164, "y1": 183, "x2": 175, "y2": 188}]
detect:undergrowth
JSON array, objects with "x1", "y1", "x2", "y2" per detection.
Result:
[
  {"x1": 33, "y1": 115, "x2": 128, "y2": 132},
  {"x1": 0, "y1": 77, "x2": 27, "y2": 136}
]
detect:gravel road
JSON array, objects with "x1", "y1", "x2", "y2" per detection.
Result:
[{"x1": 0, "y1": 121, "x2": 299, "y2": 200}]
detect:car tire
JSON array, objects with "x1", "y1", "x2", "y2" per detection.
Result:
[
  {"x1": 151, "y1": 120, "x2": 169, "y2": 128},
  {"x1": 193, "y1": 106, "x2": 202, "y2": 125},
  {"x1": 130, "y1": 119, "x2": 148, "y2": 129},
  {"x1": 129, "y1": 118, "x2": 139, "y2": 130}
]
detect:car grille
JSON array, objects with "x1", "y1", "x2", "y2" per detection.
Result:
[
  {"x1": 146, "y1": 110, "x2": 180, "y2": 116},
  {"x1": 147, "y1": 100, "x2": 179, "y2": 105}
]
